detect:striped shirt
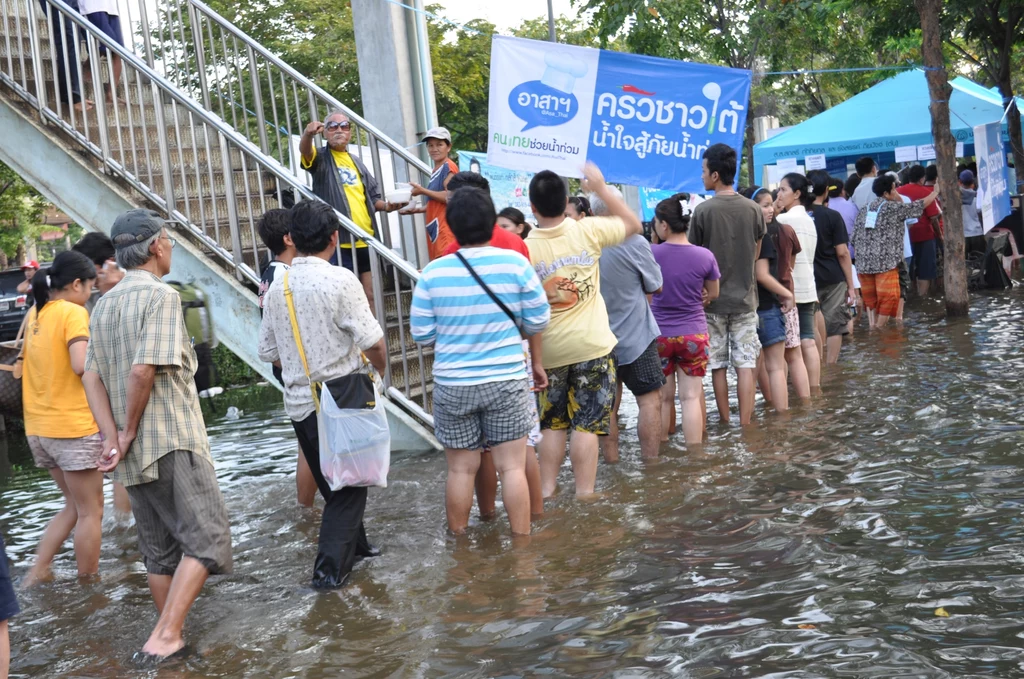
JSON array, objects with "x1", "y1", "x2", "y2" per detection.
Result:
[{"x1": 410, "y1": 247, "x2": 550, "y2": 386}]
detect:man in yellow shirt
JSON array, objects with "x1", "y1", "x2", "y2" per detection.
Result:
[
  {"x1": 300, "y1": 111, "x2": 407, "y2": 313},
  {"x1": 525, "y1": 163, "x2": 643, "y2": 498}
]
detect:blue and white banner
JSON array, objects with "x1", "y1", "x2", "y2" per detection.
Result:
[
  {"x1": 457, "y1": 150, "x2": 535, "y2": 215},
  {"x1": 487, "y1": 35, "x2": 752, "y2": 192},
  {"x1": 974, "y1": 121, "x2": 1012, "y2": 232}
]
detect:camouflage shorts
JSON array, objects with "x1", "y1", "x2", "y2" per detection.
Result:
[
  {"x1": 539, "y1": 354, "x2": 616, "y2": 434},
  {"x1": 706, "y1": 311, "x2": 761, "y2": 370}
]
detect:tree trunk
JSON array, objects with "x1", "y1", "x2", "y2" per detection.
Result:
[{"x1": 916, "y1": 0, "x2": 968, "y2": 316}]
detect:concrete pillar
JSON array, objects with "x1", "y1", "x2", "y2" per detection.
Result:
[{"x1": 350, "y1": 0, "x2": 424, "y2": 151}]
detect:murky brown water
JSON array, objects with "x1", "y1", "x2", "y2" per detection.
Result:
[{"x1": 3, "y1": 291, "x2": 1024, "y2": 677}]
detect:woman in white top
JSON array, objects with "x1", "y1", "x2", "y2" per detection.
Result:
[{"x1": 775, "y1": 173, "x2": 821, "y2": 390}]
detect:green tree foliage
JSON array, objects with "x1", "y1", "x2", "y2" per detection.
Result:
[{"x1": 0, "y1": 161, "x2": 48, "y2": 265}]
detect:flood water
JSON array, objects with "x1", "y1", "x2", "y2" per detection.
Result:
[{"x1": 4, "y1": 291, "x2": 1024, "y2": 677}]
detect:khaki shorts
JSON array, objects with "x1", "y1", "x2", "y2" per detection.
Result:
[
  {"x1": 28, "y1": 433, "x2": 103, "y2": 472},
  {"x1": 706, "y1": 311, "x2": 761, "y2": 370},
  {"x1": 817, "y1": 282, "x2": 852, "y2": 337}
]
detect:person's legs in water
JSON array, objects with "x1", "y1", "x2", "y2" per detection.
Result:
[
  {"x1": 565, "y1": 356, "x2": 616, "y2": 495},
  {"x1": 635, "y1": 389, "x2": 663, "y2": 459},
  {"x1": 487, "y1": 438, "x2": 531, "y2": 535},
  {"x1": 781, "y1": 306, "x2": 810, "y2": 400},
  {"x1": 474, "y1": 452, "x2": 497, "y2": 520},
  {"x1": 756, "y1": 352, "x2": 771, "y2": 404},
  {"x1": 537, "y1": 429, "x2": 567, "y2": 498},
  {"x1": 729, "y1": 312, "x2": 761, "y2": 425},
  {"x1": 24, "y1": 467, "x2": 77, "y2": 587},
  {"x1": 537, "y1": 365, "x2": 570, "y2": 497},
  {"x1": 797, "y1": 303, "x2": 821, "y2": 390},
  {"x1": 814, "y1": 310, "x2": 826, "y2": 363},
  {"x1": 0, "y1": 534, "x2": 18, "y2": 679},
  {"x1": 64, "y1": 468, "x2": 104, "y2": 578},
  {"x1": 113, "y1": 481, "x2": 132, "y2": 516},
  {"x1": 126, "y1": 452, "x2": 232, "y2": 659},
  {"x1": 660, "y1": 370, "x2": 676, "y2": 441},
  {"x1": 524, "y1": 446, "x2": 543, "y2": 516},
  {"x1": 705, "y1": 313, "x2": 732, "y2": 423},
  {"x1": 292, "y1": 415, "x2": 372, "y2": 587},
  {"x1": 296, "y1": 444, "x2": 316, "y2": 508},
  {"x1": 602, "y1": 380, "x2": 623, "y2": 464},
  {"x1": 763, "y1": 342, "x2": 788, "y2": 411},
  {"x1": 678, "y1": 369, "x2": 706, "y2": 445},
  {"x1": 446, "y1": 449, "x2": 482, "y2": 533}
]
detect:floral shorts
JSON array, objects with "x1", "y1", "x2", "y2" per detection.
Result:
[
  {"x1": 657, "y1": 334, "x2": 710, "y2": 377},
  {"x1": 782, "y1": 306, "x2": 801, "y2": 349}
]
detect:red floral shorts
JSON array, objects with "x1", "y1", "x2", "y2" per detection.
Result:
[{"x1": 656, "y1": 333, "x2": 710, "y2": 378}]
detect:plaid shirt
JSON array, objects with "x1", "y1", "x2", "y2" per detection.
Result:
[{"x1": 85, "y1": 270, "x2": 210, "y2": 486}]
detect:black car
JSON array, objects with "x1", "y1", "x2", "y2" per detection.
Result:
[{"x1": 0, "y1": 268, "x2": 34, "y2": 341}]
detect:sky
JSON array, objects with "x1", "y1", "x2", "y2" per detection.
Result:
[{"x1": 430, "y1": 0, "x2": 578, "y2": 33}]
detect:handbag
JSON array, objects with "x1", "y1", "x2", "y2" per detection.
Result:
[
  {"x1": 0, "y1": 309, "x2": 32, "y2": 379},
  {"x1": 283, "y1": 271, "x2": 390, "y2": 489},
  {"x1": 454, "y1": 251, "x2": 526, "y2": 338}
]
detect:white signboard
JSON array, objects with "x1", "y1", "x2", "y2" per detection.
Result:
[
  {"x1": 894, "y1": 146, "x2": 918, "y2": 163},
  {"x1": 917, "y1": 144, "x2": 936, "y2": 161},
  {"x1": 804, "y1": 154, "x2": 827, "y2": 170},
  {"x1": 955, "y1": 141, "x2": 965, "y2": 158},
  {"x1": 777, "y1": 157, "x2": 798, "y2": 173}
]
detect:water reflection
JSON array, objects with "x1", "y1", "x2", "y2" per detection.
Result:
[{"x1": 2, "y1": 293, "x2": 1024, "y2": 676}]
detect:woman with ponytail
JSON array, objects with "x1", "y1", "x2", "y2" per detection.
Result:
[
  {"x1": 650, "y1": 193, "x2": 720, "y2": 445},
  {"x1": 21, "y1": 250, "x2": 105, "y2": 586},
  {"x1": 774, "y1": 173, "x2": 821, "y2": 392}
]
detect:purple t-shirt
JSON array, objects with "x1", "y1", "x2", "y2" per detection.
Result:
[{"x1": 651, "y1": 242, "x2": 721, "y2": 336}]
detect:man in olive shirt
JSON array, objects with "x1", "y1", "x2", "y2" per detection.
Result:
[
  {"x1": 689, "y1": 144, "x2": 766, "y2": 426},
  {"x1": 83, "y1": 210, "x2": 231, "y2": 663}
]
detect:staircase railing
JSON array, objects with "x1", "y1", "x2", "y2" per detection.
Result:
[
  {"x1": 0, "y1": 0, "x2": 435, "y2": 425},
  {"x1": 118, "y1": 0, "x2": 434, "y2": 270}
]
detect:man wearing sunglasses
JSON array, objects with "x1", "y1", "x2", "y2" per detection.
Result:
[{"x1": 300, "y1": 111, "x2": 408, "y2": 312}]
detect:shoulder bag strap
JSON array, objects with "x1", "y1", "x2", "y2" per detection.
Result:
[
  {"x1": 283, "y1": 271, "x2": 321, "y2": 413},
  {"x1": 454, "y1": 251, "x2": 524, "y2": 337}
]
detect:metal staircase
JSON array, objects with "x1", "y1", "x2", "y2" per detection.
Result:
[{"x1": 0, "y1": 0, "x2": 437, "y2": 435}]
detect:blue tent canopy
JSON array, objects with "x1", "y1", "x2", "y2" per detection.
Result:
[{"x1": 752, "y1": 69, "x2": 1023, "y2": 182}]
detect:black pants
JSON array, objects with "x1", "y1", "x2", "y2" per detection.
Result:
[
  {"x1": 292, "y1": 412, "x2": 373, "y2": 589},
  {"x1": 38, "y1": 0, "x2": 83, "y2": 105}
]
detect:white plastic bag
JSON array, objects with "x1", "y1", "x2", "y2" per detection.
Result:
[{"x1": 316, "y1": 383, "x2": 391, "y2": 490}]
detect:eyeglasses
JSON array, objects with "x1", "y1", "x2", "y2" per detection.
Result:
[
  {"x1": 325, "y1": 121, "x2": 351, "y2": 131},
  {"x1": 160, "y1": 234, "x2": 176, "y2": 249}
]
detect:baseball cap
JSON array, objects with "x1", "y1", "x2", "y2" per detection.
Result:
[
  {"x1": 110, "y1": 209, "x2": 167, "y2": 249},
  {"x1": 422, "y1": 127, "x2": 452, "y2": 144},
  {"x1": 959, "y1": 169, "x2": 975, "y2": 184},
  {"x1": 20, "y1": 260, "x2": 38, "y2": 270}
]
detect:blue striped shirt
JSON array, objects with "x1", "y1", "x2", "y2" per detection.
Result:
[{"x1": 410, "y1": 247, "x2": 550, "y2": 386}]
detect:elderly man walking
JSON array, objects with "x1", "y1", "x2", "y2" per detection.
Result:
[
  {"x1": 82, "y1": 210, "x2": 232, "y2": 664},
  {"x1": 300, "y1": 111, "x2": 407, "y2": 312},
  {"x1": 590, "y1": 187, "x2": 664, "y2": 462}
]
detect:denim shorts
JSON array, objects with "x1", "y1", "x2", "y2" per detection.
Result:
[
  {"x1": 796, "y1": 302, "x2": 818, "y2": 341},
  {"x1": 756, "y1": 306, "x2": 787, "y2": 347}
]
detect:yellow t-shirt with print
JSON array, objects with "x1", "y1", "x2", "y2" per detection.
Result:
[
  {"x1": 525, "y1": 216, "x2": 627, "y2": 370},
  {"x1": 303, "y1": 147, "x2": 373, "y2": 249},
  {"x1": 22, "y1": 300, "x2": 98, "y2": 438}
]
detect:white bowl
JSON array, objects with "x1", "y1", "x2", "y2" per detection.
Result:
[{"x1": 389, "y1": 188, "x2": 412, "y2": 203}]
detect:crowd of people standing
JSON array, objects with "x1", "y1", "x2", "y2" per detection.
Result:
[{"x1": 0, "y1": 120, "x2": 964, "y2": 672}]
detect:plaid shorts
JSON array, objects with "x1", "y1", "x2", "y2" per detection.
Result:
[
  {"x1": 617, "y1": 340, "x2": 665, "y2": 396},
  {"x1": 28, "y1": 433, "x2": 103, "y2": 472},
  {"x1": 433, "y1": 379, "x2": 532, "y2": 450},
  {"x1": 126, "y1": 451, "x2": 233, "y2": 576}
]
